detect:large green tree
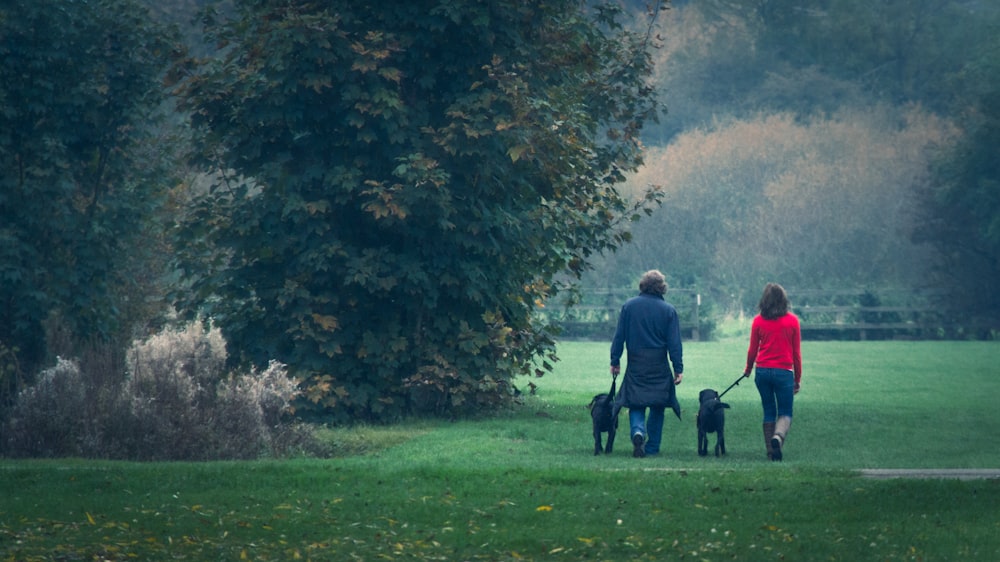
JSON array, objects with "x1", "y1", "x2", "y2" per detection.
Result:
[
  {"x1": 907, "y1": 12, "x2": 1000, "y2": 332},
  {"x1": 174, "y1": 0, "x2": 661, "y2": 420},
  {"x1": 916, "y1": 89, "x2": 1000, "y2": 329},
  {"x1": 0, "y1": 0, "x2": 180, "y2": 402}
]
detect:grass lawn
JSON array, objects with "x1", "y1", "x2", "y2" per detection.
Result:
[{"x1": 2, "y1": 340, "x2": 999, "y2": 560}]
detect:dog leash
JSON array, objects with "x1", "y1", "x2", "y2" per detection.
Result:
[{"x1": 717, "y1": 373, "x2": 746, "y2": 399}]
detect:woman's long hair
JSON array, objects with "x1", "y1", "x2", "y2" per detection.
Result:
[{"x1": 758, "y1": 283, "x2": 790, "y2": 320}]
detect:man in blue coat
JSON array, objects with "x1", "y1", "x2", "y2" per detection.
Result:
[{"x1": 610, "y1": 270, "x2": 684, "y2": 458}]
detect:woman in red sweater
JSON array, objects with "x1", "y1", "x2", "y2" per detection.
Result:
[{"x1": 743, "y1": 283, "x2": 801, "y2": 461}]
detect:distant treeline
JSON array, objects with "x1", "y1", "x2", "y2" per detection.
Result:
[{"x1": 581, "y1": 0, "x2": 1000, "y2": 332}]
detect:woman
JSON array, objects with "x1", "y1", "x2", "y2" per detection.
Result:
[{"x1": 743, "y1": 283, "x2": 801, "y2": 461}]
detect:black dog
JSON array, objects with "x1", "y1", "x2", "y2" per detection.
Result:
[
  {"x1": 697, "y1": 388, "x2": 731, "y2": 457},
  {"x1": 588, "y1": 377, "x2": 619, "y2": 455}
]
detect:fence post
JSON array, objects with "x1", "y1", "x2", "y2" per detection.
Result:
[{"x1": 690, "y1": 293, "x2": 701, "y2": 342}]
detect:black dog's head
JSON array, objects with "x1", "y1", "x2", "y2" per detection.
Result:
[
  {"x1": 589, "y1": 392, "x2": 613, "y2": 414},
  {"x1": 697, "y1": 388, "x2": 730, "y2": 417},
  {"x1": 699, "y1": 388, "x2": 730, "y2": 406},
  {"x1": 589, "y1": 393, "x2": 616, "y2": 429}
]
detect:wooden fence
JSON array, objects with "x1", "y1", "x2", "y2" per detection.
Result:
[
  {"x1": 789, "y1": 290, "x2": 943, "y2": 340},
  {"x1": 542, "y1": 289, "x2": 966, "y2": 341},
  {"x1": 539, "y1": 289, "x2": 705, "y2": 341}
]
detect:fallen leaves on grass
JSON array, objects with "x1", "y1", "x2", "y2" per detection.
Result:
[{"x1": 1, "y1": 498, "x2": 490, "y2": 561}]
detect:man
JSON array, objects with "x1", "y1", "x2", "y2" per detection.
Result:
[{"x1": 610, "y1": 270, "x2": 684, "y2": 458}]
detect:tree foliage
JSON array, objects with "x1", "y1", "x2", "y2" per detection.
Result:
[
  {"x1": 645, "y1": 0, "x2": 999, "y2": 143},
  {"x1": 0, "y1": 0, "x2": 180, "y2": 403},
  {"x1": 909, "y1": 12, "x2": 1000, "y2": 330},
  {"x1": 916, "y1": 90, "x2": 1000, "y2": 327},
  {"x1": 713, "y1": 0, "x2": 993, "y2": 108},
  {"x1": 174, "y1": 0, "x2": 662, "y2": 421},
  {"x1": 584, "y1": 1, "x2": 1000, "y2": 334},
  {"x1": 587, "y1": 106, "x2": 955, "y2": 306}
]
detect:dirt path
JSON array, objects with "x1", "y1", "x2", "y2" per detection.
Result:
[{"x1": 859, "y1": 469, "x2": 1000, "y2": 480}]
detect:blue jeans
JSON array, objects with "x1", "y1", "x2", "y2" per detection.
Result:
[
  {"x1": 629, "y1": 406, "x2": 666, "y2": 455},
  {"x1": 754, "y1": 367, "x2": 795, "y2": 422}
]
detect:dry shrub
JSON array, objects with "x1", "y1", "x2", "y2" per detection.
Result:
[
  {"x1": 2, "y1": 322, "x2": 314, "y2": 460},
  {"x1": 206, "y1": 361, "x2": 302, "y2": 459},
  {"x1": 3, "y1": 358, "x2": 90, "y2": 457},
  {"x1": 120, "y1": 322, "x2": 226, "y2": 459}
]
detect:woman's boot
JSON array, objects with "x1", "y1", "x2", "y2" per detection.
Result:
[
  {"x1": 771, "y1": 416, "x2": 792, "y2": 461},
  {"x1": 762, "y1": 422, "x2": 776, "y2": 460}
]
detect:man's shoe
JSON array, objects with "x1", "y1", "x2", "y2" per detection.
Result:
[{"x1": 632, "y1": 433, "x2": 646, "y2": 458}]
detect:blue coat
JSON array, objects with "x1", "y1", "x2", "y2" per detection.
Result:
[{"x1": 610, "y1": 293, "x2": 683, "y2": 419}]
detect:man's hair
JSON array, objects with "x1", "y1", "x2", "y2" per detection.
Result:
[
  {"x1": 638, "y1": 270, "x2": 668, "y2": 296},
  {"x1": 758, "y1": 283, "x2": 790, "y2": 320}
]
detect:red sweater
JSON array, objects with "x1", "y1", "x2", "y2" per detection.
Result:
[{"x1": 745, "y1": 313, "x2": 802, "y2": 385}]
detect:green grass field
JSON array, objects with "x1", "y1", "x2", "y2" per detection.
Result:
[{"x1": 2, "y1": 340, "x2": 999, "y2": 561}]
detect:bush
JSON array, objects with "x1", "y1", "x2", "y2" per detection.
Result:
[
  {"x1": 3, "y1": 358, "x2": 91, "y2": 457},
  {"x1": 2, "y1": 322, "x2": 314, "y2": 460}
]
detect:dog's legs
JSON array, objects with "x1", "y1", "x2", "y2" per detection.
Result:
[
  {"x1": 697, "y1": 411, "x2": 707, "y2": 456},
  {"x1": 762, "y1": 422, "x2": 776, "y2": 460},
  {"x1": 771, "y1": 416, "x2": 792, "y2": 461},
  {"x1": 606, "y1": 423, "x2": 616, "y2": 454},
  {"x1": 594, "y1": 428, "x2": 603, "y2": 456},
  {"x1": 716, "y1": 430, "x2": 725, "y2": 457}
]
